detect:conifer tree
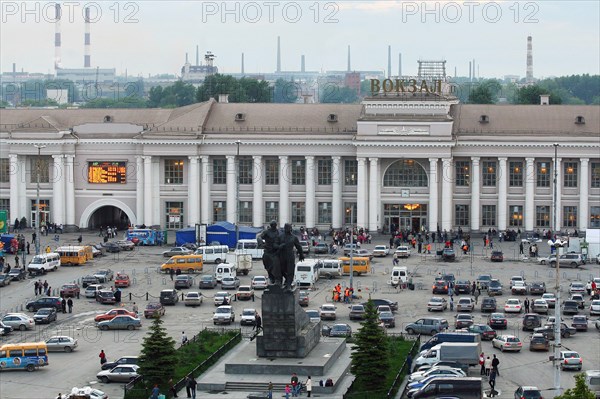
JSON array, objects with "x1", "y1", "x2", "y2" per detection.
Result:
[{"x1": 138, "y1": 316, "x2": 178, "y2": 386}]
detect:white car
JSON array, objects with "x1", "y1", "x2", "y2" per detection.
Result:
[
  {"x1": 560, "y1": 350, "x2": 582, "y2": 371},
  {"x1": 542, "y1": 293, "x2": 557, "y2": 308},
  {"x1": 537, "y1": 255, "x2": 556, "y2": 265},
  {"x1": 590, "y1": 300, "x2": 600, "y2": 315},
  {"x1": 305, "y1": 309, "x2": 321, "y2": 323},
  {"x1": 510, "y1": 276, "x2": 526, "y2": 286},
  {"x1": 532, "y1": 299, "x2": 549, "y2": 314},
  {"x1": 213, "y1": 291, "x2": 231, "y2": 306},
  {"x1": 569, "y1": 282, "x2": 586, "y2": 295},
  {"x1": 492, "y1": 334, "x2": 522, "y2": 352},
  {"x1": 427, "y1": 297, "x2": 448, "y2": 312},
  {"x1": 319, "y1": 304, "x2": 337, "y2": 320},
  {"x1": 240, "y1": 308, "x2": 258, "y2": 326},
  {"x1": 409, "y1": 366, "x2": 466, "y2": 382},
  {"x1": 394, "y1": 246, "x2": 411, "y2": 258},
  {"x1": 511, "y1": 281, "x2": 528, "y2": 295},
  {"x1": 183, "y1": 292, "x2": 203, "y2": 307},
  {"x1": 456, "y1": 297, "x2": 474, "y2": 312},
  {"x1": 373, "y1": 245, "x2": 390, "y2": 257},
  {"x1": 213, "y1": 305, "x2": 234, "y2": 325},
  {"x1": 1, "y1": 313, "x2": 34, "y2": 331},
  {"x1": 69, "y1": 387, "x2": 108, "y2": 399},
  {"x1": 251, "y1": 276, "x2": 269, "y2": 290},
  {"x1": 504, "y1": 298, "x2": 523, "y2": 313}
]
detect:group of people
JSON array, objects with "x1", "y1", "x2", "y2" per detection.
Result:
[
  {"x1": 479, "y1": 352, "x2": 501, "y2": 392},
  {"x1": 33, "y1": 279, "x2": 51, "y2": 296},
  {"x1": 331, "y1": 283, "x2": 354, "y2": 303},
  {"x1": 98, "y1": 226, "x2": 119, "y2": 238}
]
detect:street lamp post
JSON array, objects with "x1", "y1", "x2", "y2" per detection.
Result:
[
  {"x1": 235, "y1": 141, "x2": 241, "y2": 248},
  {"x1": 34, "y1": 144, "x2": 46, "y2": 255},
  {"x1": 347, "y1": 206, "x2": 355, "y2": 290},
  {"x1": 551, "y1": 142, "x2": 563, "y2": 397}
]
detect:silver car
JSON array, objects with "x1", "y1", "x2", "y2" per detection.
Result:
[
  {"x1": 45, "y1": 336, "x2": 78, "y2": 352},
  {"x1": 221, "y1": 276, "x2": 241, "y2": 290},
  {"x1": 96, "y1": 364, "x2": 140, "y2": 383}
]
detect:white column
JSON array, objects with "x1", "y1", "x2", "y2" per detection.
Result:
[
  {"x1": 441, "y1": 158, "x2": 453, "y2": 231},
  {"x1": 152, "y1": 161, "x2": 161, "y2": 227},
  {"x1": 579, "y1": 158, "x2": 589, "y2": 230},
  {"x1": 188, "y1": 156, "x2": 200, "y2": 226},
  {"x1": 369, "y1": 158, "x2": 379, "y2": 232},
  {"x1": 305, "y1": 156, "x2": 315, "y2": 229},
  {"x1": 470, "y1": 157, "x2": 480, "y2": 232},
  {"x1": 429, "y1": 158, "x2": 439, "y2": 232},
  {"x1": 143, "y1": 156, "x2": 153, "y2": 226},
  {"x1": 555, "y1": 158, "x2": 562, "y2": 232},
  {"x1": 135, "y1": 156, "x2": 144, "y2": 226},
  {"x1": 357, "y1": 158, "x2": 368, "y2": 228},
  {"x1": 9, "y1": 154, "x2": 20, "y2": 224},
  {"x1": 64, "y1": 155, "x2": 75, "y2": 227},
  {"x1": 279, "y1": 156, "x2": 289, "y2": 224},
  {"x1": 51, "y1": 155, "x2": 65, "y2": 225},
  {"x1": 226, "y1": 155, "x2": 236, "y2": 224},
  {"x1": 331, "y1": 156, "x2": 342, "y2": 229},
  {"x1": 497, "y1": 157, "x2": 508, "y2": 231},
  {"x1": 525, "y1": 158, "x2": 535, "y2": 232},
  {"x1": 252, "y1": 155, "x2": 263, "y2": 227},
  {"x1": 18, "y1": 156, "x2": 27, "y2": 222},
  {"x1": 200, "y1": 156, "x2": 211, "y2": 225}
]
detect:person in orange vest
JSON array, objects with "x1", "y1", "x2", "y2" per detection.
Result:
[{"x1": 334, "y1": 291, "x2": 340, "y2": 302}]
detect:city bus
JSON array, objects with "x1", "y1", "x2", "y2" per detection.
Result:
[
  {"x1": 56, "y1": 246, "x2": 90, "y2": 266},
  {"x1": 125, "y1": 228, "x2": 163, "y2": 246},
  {"x1": 0, "y1": 342, "x2": 49, "y2": 372}
]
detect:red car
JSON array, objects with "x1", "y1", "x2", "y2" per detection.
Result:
[
  {"x1": 94, "y1": 308, "x2": 137, "y2": 322},
  {"x1": 115, "y1": 274, "x2": 130, "y2": 288},
  {"x1": 144, "y1": 302, "x2": 165, "y2": 319},
  {"x1": 60, "y1": 283, "x2": 80, "y2": 298}
]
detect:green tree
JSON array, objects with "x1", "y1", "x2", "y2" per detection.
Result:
[
  {"x1": 273, "y1": 79, "x2": 298, "y2": 103},
  {"x1": 350, "y1": 298, "x2": 389, "y2": 392},
  {"x1": 513, "y1": 85, "x2": 562, "y2": 104},
  {"x1": 196, "y1": 74, "x2": 270, "y2": 103},
  {"x1": 146, "y1": 81, "x2": 197, "y2": 108},
  {"x1": 468, "y1": 80, "x2": 502, "y2": 104},
  {"x1": 320, "y1": 85, "x2": 359, "y2": 103},
  {"x1": 555, "y1": 373, "x2": 595, "y2": 399},
  {"x1": 138, "y1": 317, "x2": 178, "y2": 387}
]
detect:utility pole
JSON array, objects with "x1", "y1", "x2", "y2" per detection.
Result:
[
  {"x1": 235, "y1": 140, "x2": 241, "y2": 248},
  {"x1": 551, "y1": 142, "x2": 562, "y2": 397},
  {"x1": 347, "y1": 205, "x2": 355, "y2": 290},
  {"x1": 34, "y1": 144, "x2": 46, "y2": 255}
]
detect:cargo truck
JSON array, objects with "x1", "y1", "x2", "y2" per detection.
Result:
[{"x1": 414, "y1": 342, "x2": 482, "y2": 369}]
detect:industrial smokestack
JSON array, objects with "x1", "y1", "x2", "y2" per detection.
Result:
[
  {"x1": 84, "y1": 7, "x2": 91, "y2": 67},
  {"x1": 276, "y1": 36, "x2": 281, "y2": 72},
  {"x1": 387, "y1": 45, "x2": 391, "y2": 78},
  {"x1": 241, "y1": 53, "x2": 245, "y2": 74},
  {"x1": 472, "y1": 58, "x2": 476, "y2": 81},
  {"x1": 196, "y1": 45, "x2": 199, "y2": 66},
  {"x1": 398, "y1": 53, "x2": 402, "y2": 77},
  {"x1": 301, "y1": 55, "x2": 305, "y2": 72},
  {"x1": 185, "y1": 53, "x2": 189, "y2": 64},
  {"x1": 347, "y1": 45, "x2": 351, "y2": 72},
  {"x1": 454, "y1": 66, "x2": 457, "y2": 77},
  {"x1": 54, "y1": 3, "x2": 62, "y2": 70},
  {"x1": 469, "y1": 61, "x2": 472, "y2": 81},
  {"x1": 13, "y1": 63, "x2": 16, "y2": 74},
  {"x1": 526, "y1": 36, "x2": 533, "y2": 84}
]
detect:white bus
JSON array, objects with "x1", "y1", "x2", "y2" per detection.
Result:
[
  {"x1": 194, "y1": 245, "x2": 230, "y2": 264},
  {"x1": 318, "y1": 259, "x2": 342, "y2": 279},
  {"x1": 235, "y1": 239, "x2": 264, "y2": 260},
  {"x1": 27, "y1": 253, "x2": 61, "y2": 273},
  {"x1": 295, "y1": 259, "x2": 320, "y2": 287}
]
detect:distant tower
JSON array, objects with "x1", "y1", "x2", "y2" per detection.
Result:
[
  {"x1": 347, "y1": 45, "x2": 351, "y2": 72},
  {"x1": 526, "y1": 36, "x2": 534, "y2": 84},
  {"x1": 276, "y1": 36, "x2": 281, "y2": 72},
  {"x1": 241, "y1": 53, "x2": 245, "y2": 74},
  {"x1": 301, "y1": 55, "x2": 305, "y2": 72},
  {"x1": 185, "y1": 52, "x2": 189, "y2": 64},
  {"x1": 84, "y1": 7, "x2": 91, "y2": 68},
  {"x1": 54, "y1": 3, "x2": 61, "y2": 70},
  {"x1": 196, "y1": 45, "x2": 199, "y2": 66},
  {"x1": 472, "y1": 58, "x2": 476, "y2": 81},
  {"x1": 469, "y1": 61, "x2": 472, "y2": 81},
  {"x1": 387, "y1": 45, "x2": 391, "y2": 78},
  {"x1": 398, "y1": 53, "x2": 402, "y2": 77}
]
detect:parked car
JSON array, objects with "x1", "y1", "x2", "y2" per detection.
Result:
[
  {"x1": 590, "y1": 299, "x2": 600, "y2": 315},
  {"x1": 236, "y1": 286, "x2": 255, "y2": 301},
  {"x1": 372, "y1": 245, "x2": 390, "y2": 257},
  {"x1": 427, "y1": 297, "x2": 448, "y2": 312},
  {"x1": 159, "y1": 289, "x2": 179, "y2": 306},
  {"x1": 96, "y1": 365, "x2": 140, "y2": 383},
  {"x1": 96, "y1": 290, "x2": 116, "y2": 305},
  {"x1": 395, "y1": 246, "x2": 411, "y2": 258},
  {"x1": 299, "y1": 241, "x2": 310, "y2": 254},
  {"x1": 81, "y1": 275, "x2": 101, "y2": 288},
  {"x1": 33, "y1": 307, "x2": 58, "y2": 324},
  {"x1": 481, "y1": 297, "x2": 497, "y2": 312},
  {"x1": 522, "y1": 314, "x2": 543, "y2": 331},
  {"x1": 327, "y1": 323, "x2": 352, "y2": 337},
  {"x1": 85, "y1": 284, "x2": 106, "y2": 298},
  {"x1": 571, "y1": 315, "x2": 588, "y2": 331},
  {"x1": 221, "y1": 276, "x2": 241, "y2": 290},
  {"x1": 305, "y1": 309, "x2": 321, "y2": 323},
  {"x1": 569, "y1": 282, "x2": 586, "y2": 295},
  {"x1": 97, "y1": 315, "x2": 141, "y2": 330},
  {"x1": 94, "y1": 269, "x2": 114, "y2": 283},
  {"x1": 562, "y1": 300, "x2": 579, "y2": 315},
  {"x1": 213, "y1": 305, "x2": 235, "y2": 325},
  {"x1": 504, "y1": 298, "x2": 523, "y2": 313},
  {"x1": 560, "y1": 351, "x2": 582, "y2": 371},
  {"x1": 362, "y1": 299, "x2": 398, "y2": 312},
  {"x1": 490, "y1": 250, "x2": 504, "y2": 262},
  {"x1": 8, "y1": 268, "x2": 27, "y2": 281},
  {"x1": 456, "y1": 297, "x2": 474, "y2": 312},
  {"x1": 199, "y1": 275, "x2": 218, "y2": 289},
  {"x1": 538, "y1": 254, "x2": 556, "y2": 265},
  {"x1": 0, "y1": 274, "x2": 11, "y2": 287},
  {"x1": 240, "y1": 308, "x2": 258, "y2": 326},
  {"x1": 455, "y1": 280, "x2": 471, "y2": 295},
  {"x1": 528, "y1": 282, "x2": 546, "y2": 295},
  {"x1": 514, "y1": 386, "x2": 543, "y2": 399},
  {"x1": 1, "y1": 313, "x2": 34, "y2": 330},
  {"x1": 534, "y1": 323, "x2": 577, "y2": 339},
  {"x1": 103, "y1": 242, "x2": 121, "y2": 253},
  {"x1": 114, "y1": 273, "x2": 130, "y2": 288},
  {"x1": 554, "y1": 254, "x2": 585, "y2": 268},
  {"x1": 441, "y1": 248, "x2": 456, "y2": 261},
  {"x1": 251, "y1": 276, "x2": 268, "y2": 290},
  {"x1": 542, "y1": 293, "x2": 557, "y2": 308},
  {"x1": 162, "y1": 247, "x2": 192, "y2": 257},
  {"x1": 492, "y1": 334, "x2": 522, "y2": 352},
  {"x1": 100, "y1": 356, "x2": 139, "y2": 371},
  {"x1": 467, "y1": 324, "x2": 497, "y2": 340},
  {"x1": 379, "y1": 311, "x2": 396, "y2": 328},
  {"x1": 144, "y1": 302, "x2": 165, "y2": 319},
  {"x1": 213, "y1": 291, "x2": 232, "y2": 306},
  {"x1": 45, "y1": 335, "x2": 78, "y2": 352},
  {"x1": 488, "y1": 313, "x2": 508, "y2": 330},
  {"x1": 115, "y1": 240, "x2": 135, "y2": 251},
  {"x1": 455, "y1": 313, "x2": 474, "y2": 329},
  {"x1": 487, "y1": 279, "x2": 504, "y2": 296},
  {"x1": 432, "y1": 280, "x2": 449, "y2": 294},
  {"x1": 60, "y1": 283, "x2": 81, "y2": 298},
  {"x1": 174, "y1": 275, "x2": 194, "y2": 289},
  {"x1": 477, "y1": 274, "x2": 493, "y2": 289},
  {"x1": 529, "y1": 334, "x2": 550, "y2": 351},
  {"x1": 354, "y1": 249, "x2": 374, "y2": 260},
  {"x1": 314, "y1": 243, "x2": 329, "y2": 254},
  {"x1": 405, "y1": 317, "x2": 449, "y2": 335},
  {"x1": 570, "y1": 294, "x2": 585, "y2": 309},
  {"x1": 511, "y1": 281, "x2": 528, "y2": 295},
  {"x1": 532, "y1": 299, "x2": 549, "y2": 314},
  {"x1": 26, "y1": 297, "x2": 62, "y2": 312},
  {"x1": 95, "y1": 308, "x2": 137, "y2": 323},
  {"x1": 349, "y1": 304, "x2": 366, "y2": 320},
  {"x1": 319, "y1": 304, "x2": 337, "y2": 320},
  {"x1": 0, "y1": 321, "x2": 14, "y2": 335},
  {"x1": 183, "y1": 292, "x2": 203, "y2": 307}
]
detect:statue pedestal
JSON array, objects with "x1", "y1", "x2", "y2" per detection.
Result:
[{"x1": 256, "y1": 286, "x2": 321, "y2": 358}]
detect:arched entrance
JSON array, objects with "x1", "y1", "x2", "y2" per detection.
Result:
[{"x1": 79, "y1": 199, "x2": 137, "y2": 230}]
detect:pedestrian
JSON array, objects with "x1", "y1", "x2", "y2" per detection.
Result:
[
  {"x1": 56, "y1": 393, "x2": 63, "y2": 399},
  {"x1": 306, "y1": 376, "x2": 312, "y2": 397},
  {"x1": 479, "y1": 352, "x2": 486, "y2": 375},
  {"x1": 26, "y1": 242, "x2": 30, "y2": 254},
  {"x1": 449, "y1": 296, "x2": 454, "y2": 311},
  {"x1": 484, "y1": 356, "x2": 492, "y2": 376},
  {"x1": 150, "y1": 384, "x2": 160, "y2": 399},
  {"x1": 114, "y1": 288, "x2": 121, "y2": 304},
  {"x1": 267, "y1": 381, "x2": 274, "y2": 399},
  {"x1": 524, "y1": 298, "x2": 530, "y2": 313},
  {"x1": 473, "y1": 289, "x2": 479, "y2": 305},
  {"x1": 188, "y1": 376, "x2": 197, "y2": 399},
  {"x1": 492, "y1": 354, "x2": 500, "y2": 376},
  {"x1": 489, "y1": 369, "x2": 497, "y2": 392},
  {"x1": 586, "y1": 281, "x2": 592, "y2": 296},
  {"x1": 132, "y1": 302, "x2": 138, "y2": 316},
  {"x1": 519, "y1": 242, "x2": 524, "y2": 255},
  {"x1": 170, "y1": 268, "x2": 175, "y2": 281},
  {"x1": 406, "y1": 353, "x2": 413, "y2": 372},
  {"x1": 169, "y1": 378, "x2": 178, "y2": 398},
  {"x1": 254, "y1": 313, "x2": 262, "y2": 332},
  {"x1": 181, "y1": 331, "x2": 188, "y2": 346},
  {"x1": 14, "y1": 254, "x2": 19, "y2": 267},
  {"x1": 61, "y1": 297, "x2": 67, "y2": 313},
  {"x1": 67, "y1": 298, "x2": 73, "y2": 313},
  {"x1": 99, "y1": 350, "x2": 107, "y2": 365},
  {"x1": 285, "y1": 384, "x2": 291, "y2": 399},
  {"x1": 46, "y1": 285, "x2": 52, "y2": 296},
  {"x1": 43, "y1": 280, "x2": 49, "y2": 293},
  {"x1": 291, "y1": 372, "x2": 299, "y2": 397},
  {"x1": 472, "y1": 281, "x2": 476, "y2": 294},
  {"x1": 185, "y1": 376, "x2": 193, "y2": 398},
  {"x1": 34, "y1": 281, "x2": 39, "y2": 296},
  {"x1": 77, "y1": 235, "x2": 82, "y2": 244}
]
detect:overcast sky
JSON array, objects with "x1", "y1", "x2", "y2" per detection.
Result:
[{"x1": 1, "y1": 1, "x2": 599, "y2": 79}]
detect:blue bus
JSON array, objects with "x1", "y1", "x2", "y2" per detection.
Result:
[
  {"x1": 0, "y1": 342, "x2": 49, "y2": 372},
  {"x1": 125, "y1": 229, "x2": 163, "y2": 246}
]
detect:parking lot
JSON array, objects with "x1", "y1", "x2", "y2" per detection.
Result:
[{"x1": 1, "y1": 231, "x2": 599, "y2": 399}]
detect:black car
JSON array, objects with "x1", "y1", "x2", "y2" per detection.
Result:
[
  {"x1": 7, "y1": 268, "x2": 27, "y2": 281},
  {"x1": 0, "y1": 274, "x2": 12, "y2": 287},
  {"x1": 314, "y1": 243, "x2": 329, "y2": 254},
  {"x1": 362, "y1": 299, "x2": 398, "y2": 312},
  {"x1": 198, "y1": 275, "x2": 218, "y2": 289},
  {"x1": 442, "y1": 248, "x2": 456, "y2": 262},
  {"x1": 33, "y1": 308, "x2": 58, "y2": 324},
  {"x1": 379, "y1": 311, "x2": 396, "y2": 328},
  {"x1": 81, "y1": 275, "x2": 101, "y2": 288},
  {"x1": 487, "y1": 279, "x2": 503, "y2": 296},
  {"x1": 534, "y1": 323, "x2": 576, "y2": 339},
  {"x1": 103, "y1": 242, "x2": 121, "y2": 253},
  {"x1": 481, "y1": 297, "x2": 497, "y2": 312},
  {"x1": 26, "y1": 297, "x2": 62, "y2": 312},
  {"x1": 432, "y1": 280, "x2": 449, "y2": 294},
  {"x1": 490, "y1": 250, "x2": 504, "y2": 262},
  {"x1": 562, "y1": 300, "x2": 579, "y2": 315},
  {"x1": 174, "y1": 275, "x2": 194, "y2": 289},
  {"x1": 522, "y1": 313, "x2": 543, "y2": 331},
  {"x1": 528, "y1": 282, "x2": 546, "y2": 295},
  {"x1": 455, "y1": 280, "x2": 471, "y2": 295},
  {"x1": 442, "y1": 274, "x2": 455, "y2": 285},
  {"x1": 0, "y1": 321, "x2": 14, "y2": 335}
]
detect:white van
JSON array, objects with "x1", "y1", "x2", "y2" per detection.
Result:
[
  {"x1": 389, "y1": 267, "x2": 408, "y2": 287},
  {"x1": 235, "y1": 239, "x2": 264, "y2": 260},
  {"x1": 214, "y1": 263, "x2": 237, "y2": 283},
  {"x1": 27, "y1": 253, "x2": 61, "y2": 273},
  {"x1": 195, "y1": 245, "x2": 230, "y2": 264},
  {"x1": 318, "y1": 259, "x2": 342, "y2": 279},
  {"x1": 295, "y1": 259, "x2": 320, "y2": 287}
]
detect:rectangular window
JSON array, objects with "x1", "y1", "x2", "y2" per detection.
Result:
[
  {"x1": 509, "y1": 161, "x2": 523, "y2": 187},
  {"x1": 590, "y1": 206, "x2": 600, "y2": 228},
  {"x1": 291, "y1": 160, "x2": 305, "y2": 185},
  {"x1": 591, "y1": 162, "x2": 600, "y2": 188},
  {"x1": 30, "y1": 156, "x2": 50, "y2": 183},
  {"x1": 454, "y1": 204, "x2": 469, "y2": 226},
  {"x1": 536, "y1": 161, "x2": 551, "y2": 187},
  {"x1": 344, "y1": 202, "x2": 357, "y2": 225},
  {"x1": 0, "y1": 199, "x2": 9, "y2": 212},
  {"x1": 238, "y1": 201, "x2": 252, "y2": 224},
  {"x1": 239, "y1": 158, "x2": 253, "y2": 185},
  {"x1": 563, "y1": 162, "x2": 578, "y2": 188},
  {"x1": 318, "y1": 159, "x2": 332, "y2": 185},
  {"x1": 344, "y1": 160, "x2": 357, "y2": 186},
  {"x1": 292, "y1": 202, "x2": 305, "y2": 224},
  {"x1": 0, "y1": 158, "x2": 9, "y2": 183},
  {"x1": 563, "y1": 206, "x2": 577, "y2": 227},
  {"x1": 482, "y1": 205, "x2": 496, "y2": 227},
  {"x1": 213, "y1": 201, "x2": 226, "y2": 222},
  {"x1": 536, "y1": 205, "x2": 551, "y2": 228},
  {"x1": 455, "y1": 161, "x2": 470, "y2": 187},
  {"x1": 265, "y1": 201, "x2": 279, "y2": 224},
  {"x1": 318, "y1": 202, "x2": 332, "y2": 224},
  {"x1": 164, "y1": 159, "x2": 184, "y2": 184},
  {"x1": 482, "y1": 161, "x2": 496, "y2": 187},
  {"x1": 212, "y1": 159, "x2": 227, "y2": 185},
  {"x1": 509, "y1": 205, "x2": 523, "y2": 227},
  {"x1": 165, "y1": 202, "x2": 184, "y2": 229},
  {"x1": 265, "y1": 159, "x2": 279, "y2": 185}
]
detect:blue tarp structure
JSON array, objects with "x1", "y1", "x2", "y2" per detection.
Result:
[
  {"x1": 175, "y1": 228, "x2": 196, "y2": 246},
  {"x1": 175, "y1": 222, "x2": 262, "y2": 248}
]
